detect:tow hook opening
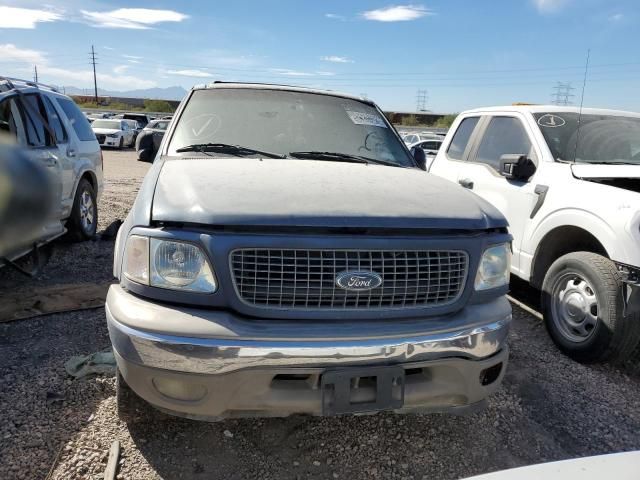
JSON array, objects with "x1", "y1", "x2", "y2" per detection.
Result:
[{"x1": 479, "y1": 363, "x2": 503, "y2": 386}]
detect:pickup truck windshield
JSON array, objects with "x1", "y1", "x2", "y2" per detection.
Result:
[
  {"x1": 168, "y1": 88, "x2": 414, "y2": 167},
  {"x1": 534, "y1": 112, "x2": 640, "y2": 165}
]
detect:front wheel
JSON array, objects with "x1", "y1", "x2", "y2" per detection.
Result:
[
  {"x1": 541, "y1": 252, "x2": 640, "y2": 363},
  {"x1": 65, "y1": 178, "x2": 97, "y2": 241}
]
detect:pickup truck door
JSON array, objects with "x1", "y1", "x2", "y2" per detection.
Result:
[
  {"x1": 455, "y1": 115, "x2": 540, "y2": 277},
  {"x1": 429, "y1": 115, "x2": 482, "y2": 183}
]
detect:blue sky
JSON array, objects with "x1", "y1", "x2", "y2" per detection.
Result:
[{"x1": 0, "y1": 0, "x2": 638, "y2": 112}]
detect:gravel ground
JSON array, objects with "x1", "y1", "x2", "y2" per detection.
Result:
[{"x1": 0, "y1": 150, "x2": 638, "y2": 480}]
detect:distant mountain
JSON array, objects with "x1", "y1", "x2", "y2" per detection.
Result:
[{"x1": 64, "y1": 86, "x2": 188, "y2": 101}]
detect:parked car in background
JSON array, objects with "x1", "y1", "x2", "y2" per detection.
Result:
[
  {"x1": 124, "y1": 119, "x2": 142, "y2": 143},
  {"x1": 429, "y1": 105, "x2": 640, "y2": 363},
  {"x1": 403, "y1": 132, "x2": 445, "y2": 145},
  {"x1": 0, "y1": 76, "x2": 102, "y2": 265},
  {"x1": 91, "y1": 119, "x2": 135, "y2": 148},
  {"x1": 109, "y1": 83, "x2": 512, "y2": 423},
  {"x1": 114, "y1": 112, "x2": 150, "y2": 128},
  {"x1": 135, "y1": 118, "x2": 169, "y2": 161}
]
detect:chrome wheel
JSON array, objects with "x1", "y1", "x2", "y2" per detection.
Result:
[
  {"x1": 79, "y1": 189, "x2": 95, "y2": 234},
  {"x1": 550, "y1": 273, "x2": 599, "y2": 342}
]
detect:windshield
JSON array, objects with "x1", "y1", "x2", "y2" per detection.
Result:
[
  {"x1": 92, "y1": 119, "x2": 122, "y2": 130},
  {"x1": 534, "y1": 112, "x2": 640, "y2": 164},
  {"x1": 168, "y1": 88, "x2": 414, "y2": 167}
]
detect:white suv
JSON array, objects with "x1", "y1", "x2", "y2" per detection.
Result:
[
  {"x1": 0, "y1": 77, "x2": 103, "y2": 264},
  {"x1": 429, "y1": 105, "x2": 640, "y2": 363}
]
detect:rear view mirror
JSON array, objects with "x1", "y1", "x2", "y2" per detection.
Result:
[
  {"x1": 499, "y1": 154, "x2": 536, "y2": 180},
  {"x1": 411, "y1": 146, "x2": 427, "y2": 171},
  {"x1": 137, "y1": 148, "x2": 154, "y2": 163}
]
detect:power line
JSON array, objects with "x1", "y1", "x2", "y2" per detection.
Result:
[
  {"x1": 550, "y1": 82, "x2": 575, "y2": 106},
  {"x1": 416, "y1": 89, "x2": 428, "y2": 111},
  {"x1": 90, "y1": 45, "x2": 98, "y2": 103}
]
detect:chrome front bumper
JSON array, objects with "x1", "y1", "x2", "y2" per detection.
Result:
[{"x1": 106, "y1": 285, "x2": 511, "y2": 375}]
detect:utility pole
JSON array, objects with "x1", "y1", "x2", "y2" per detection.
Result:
[
  {"x1": 33, "y1": 65, "x2": 38, "y2": 83},
  {"x1": 416, "y1": 89, "x2": 428, "y2": 111},
  {"x1": 550, "y1": 82, "x2": 575, "y2": 106},
  {"x1": 90, "y1": 45, "x2": 99, "y2": 104}
]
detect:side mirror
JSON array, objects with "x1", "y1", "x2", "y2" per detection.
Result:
[
  {"x1": 137, "y1": 148, "x2": 154, "y2": 163},
  {"x1": 499, "y1": 154, "x2": 536, "y2": 180},
  {"x1": 411, "y1": 146, "x2": 427, "y2": 171}
]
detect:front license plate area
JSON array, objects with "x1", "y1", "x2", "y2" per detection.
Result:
[{"x1": 321, "y1": 366, "x2": 405, "y2": 415}]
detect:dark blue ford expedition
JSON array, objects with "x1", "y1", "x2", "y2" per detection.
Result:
[{"x1": 108, "y1": 83, "x2": 512, "y2": 422}]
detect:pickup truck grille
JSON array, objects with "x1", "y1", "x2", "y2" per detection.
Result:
[{"x1": 230, "y1": 249, "x2": 468, "y2": 309}]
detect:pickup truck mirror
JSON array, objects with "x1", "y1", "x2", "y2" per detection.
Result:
[
  {"x1": 499, "y1": 154, "x2": 536, "y2": 180},
  {"x1": 411, "y1": 146, "x2": 427, "y2": 171}
]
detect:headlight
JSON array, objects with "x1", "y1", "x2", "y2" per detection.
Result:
[
  {"x1": 123, "y1": 236, "x2": 217, "y2": 293},
  {"x1": 475, "y1": 244, "x2": 511, "y2": 291},
  {"x1": 107, "y1": 133, "x2": 119, "y2": 138}
]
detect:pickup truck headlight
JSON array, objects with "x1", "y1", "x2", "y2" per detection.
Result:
[
  {"x1": 123, "y1": 235, "x2": 217, "y2": 293},
  {"x1": 475, "y1": 244, "x2": 511, "y2": 291}
]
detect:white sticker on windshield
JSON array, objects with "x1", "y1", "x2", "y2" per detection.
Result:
[
  {"x1": 538, "y1": 114, "x2": 566, "y2": 128},
  {"x1": 346, "y1": 110, "x2": 388, "y2": 128}
]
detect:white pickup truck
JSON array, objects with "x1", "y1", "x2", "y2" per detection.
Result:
[{"x1": 429, "y1": 105, "x2": 640, "y2": 363}]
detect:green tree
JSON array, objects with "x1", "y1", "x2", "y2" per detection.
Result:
[
  {"x1": 401, "y1": 115, "x2": 419, "y2": 126},
  {"x1": 432, "y1": 114, "x2": 458, "y2": 128},
  {"x1": 143, "y1": 99, "x2": 175, "y2": 113}
]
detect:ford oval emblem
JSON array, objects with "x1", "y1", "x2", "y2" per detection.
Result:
[{"x1": 336, "y1": 271, "x2": 383, "y2": 291}]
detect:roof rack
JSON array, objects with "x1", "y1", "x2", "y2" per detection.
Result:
[{"x1": 0, "y1": 76, "x2": 59, "y2": 93}]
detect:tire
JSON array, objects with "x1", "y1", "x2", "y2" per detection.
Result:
[
  {"x1": 116, "y1": 368, "x2": 148, "y2": 423},
  {"x1": 541, "y1": 252, "x2": 640, "y2": 363},
  {"x1": 65, "y1": 178, "x2": 97, "y2": 242},
  {"x1": 118, "y1": 137, "x2": 124, "y2": 149}
]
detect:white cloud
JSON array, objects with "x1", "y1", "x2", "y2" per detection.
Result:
[
  {"x1": 113, "y1": 65, "x2": 129, "y2": 75},
  {"x1": 0, "y1": 43, "x2": 46, "y2": 64},
  {"x1": 0, "y1": 6, "x2": 62, "y2": 29},
  {"x1": 532, "y1": 0, "x2": 570, "y2": 13},
  {"x1": 166, "y1": 69, "x2": 214, "y2": 78},
  {"x1": 270, "y1": 69, "x2": 334, "y2": 77},
  {"x1": 361, "y1": 5, "x2": 433, "y2": 22},
  {"x1": 321, "y1": 55, "x2": 353, "y2": 64},
  {"x1": 325, "y1": 13, "x2": 346, "y2": 21},
  {"x1": 122, "y1": 54, "x2": 143, "y2": 60},
  {"x1": 103, "y1": 46, "x2": 115, "y2": 51},
  {"x1": 39, "y1": 65, "x2": 156, "y2": 90},
  {"x1": 609, "y1": 13, "x2": 624, "y2": 22},
  {"x1": 81, "y1": 8, "x2": 188, "y2": 29}
]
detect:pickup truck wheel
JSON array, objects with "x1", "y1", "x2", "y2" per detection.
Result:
[
  {"x1": 542, "y1": 252, "x2": 640, "y2": 363},
  {"x1": 65, "y1": 178, "x2": 97, "y2": 241},
  {"x1": 116, "y1": 368, "x2": 147, "y2": 423}
]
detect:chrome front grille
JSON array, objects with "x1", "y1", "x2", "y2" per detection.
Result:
[{"x1": 230, "y1": 249, "x2": 468, "y2": 310}]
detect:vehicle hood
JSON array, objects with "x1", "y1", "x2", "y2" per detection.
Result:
[
  {"x1": 571, "y1": 163, "x2": 640, "y2": 179},
  {"x1": 151, "y1": 157, "x2": 507, "y2": 230},
  {"x1": 92, "y1": 128, "x2": 120, "y2": 135}
]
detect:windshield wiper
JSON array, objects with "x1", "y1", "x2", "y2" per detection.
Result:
[
  {"x1": 576, "y1": 161, "x2": 638, "y2": 165},
  {"x1": 289, "y1": 151, "x2": 400, "y2": 167},
  {"x1": 176, "y1": 143, "x2": 286, "y2": 159}
]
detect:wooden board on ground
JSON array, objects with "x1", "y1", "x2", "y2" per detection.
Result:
[{"x1": 0, "y1": 282, "x2": 112, "y2": 323}]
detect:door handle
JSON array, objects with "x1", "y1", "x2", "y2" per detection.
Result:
[
  {"x1": 458, "y1": 178, "x2": 474, "y2": 189},
  {"x1": 67, "y1": 148, "x2": 76, "y2": 158}
]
